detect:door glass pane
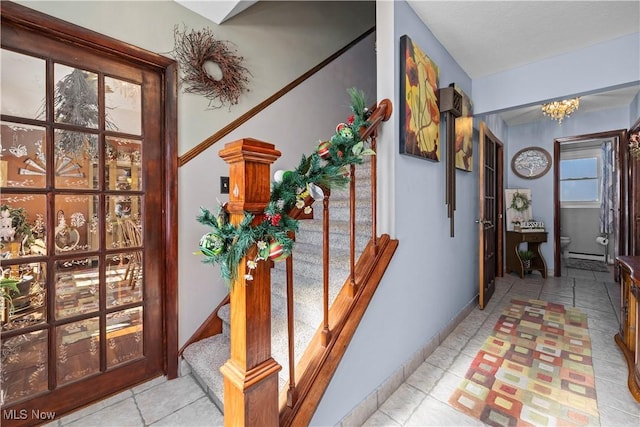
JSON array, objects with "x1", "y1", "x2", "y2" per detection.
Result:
[
  {"x1": 55, "y1": 256, "x2": 99, "y2": 320},
  {"x1": 106, "y1": 137, "x2": 142, "y2": 191},
  {"x1": 54, "y1": 64, "x2": 98, "y2": 129},
  {"x1": 2, "y1": 261, "x2": 47, "y2": 332},
  {"x1": 106, "y1": 196, "x2": 142, "y2": 249},
  {"x1": 0, "y1": 122, "x2": 47, "y2": 189},
  {"x1": 54, "y1": 195, "x2": 99, "y2": 253},
  {"x1": 106, "y1": 251, "x2": 143, "y2": 308},
  {"x1": 54, "y1": 130, "x2": 98, "y2": 189},
  {"x1": 1, "y1": 194, "x2": 47, "y2": 257},
  {"x1": 105, "y1": 77, "x2": 141, "y2": 135},
  {"x1": 0, "y1": 49, "x2": 46, "y2": 120},
  {"x1": 1, "y1": 329, "x2": 48, "y2": 404},
  {"x1": 57, "y1": 317, "x2": 100, "y2": 385},
  {"x1": 106, "y1": 307, "x2": 143, "y2": 368}
]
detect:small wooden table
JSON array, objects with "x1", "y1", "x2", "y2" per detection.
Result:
[{"x1": 505, "y1": 231, "x2": 548, "y2": 278}]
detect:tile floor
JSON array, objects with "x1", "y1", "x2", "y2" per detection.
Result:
[{"x1": 44, "y1": 265, "x2": 640, "y2": 426}]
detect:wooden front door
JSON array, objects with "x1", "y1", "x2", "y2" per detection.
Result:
[
  {"x1": 0, "y1": 3, "x2": 177, "y2": 425},
  {"x1": 478, "y1": 122, "x2": 504, "y2": 309}
]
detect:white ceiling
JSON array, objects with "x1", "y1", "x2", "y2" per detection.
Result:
[
  {"x1": 406, "y1": 1, "x2": 640, "y2": 125},
  {"x1": 175, "y1": 0, "x2": 258, "y2": 25},
  {"x1": 177, "y1": 0, "x2": 640, "y2": 125}
]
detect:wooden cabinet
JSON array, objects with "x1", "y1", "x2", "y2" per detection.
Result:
[
  {"x1": 615, "y1": 256, "x2": 640, "y2": 402},
  {"x1": 505, "y1": 231, "x2": 548, "y2": 278}
]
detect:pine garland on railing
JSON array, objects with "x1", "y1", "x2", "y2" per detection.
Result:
[{"x1": 197, "y1": 88, "x2": 375, "y2": 284}]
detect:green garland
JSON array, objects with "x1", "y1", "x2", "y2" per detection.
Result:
[
  {"x1": 197, "y1": 88, "x2": 375, "y2": 284},
  {"x1": 510, "y1": 190, "x2": 531, "y2": 212}
]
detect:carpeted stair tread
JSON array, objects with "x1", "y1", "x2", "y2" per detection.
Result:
[
  {"x1": 214, "y1": 302, "x2": 319, "y2": 391},
  {"x1": 295, "y1": 219, "x2": 372, "y2": 251},
  {"x1": 182, "y1": 335, "x2": 229, "y2": 410}
]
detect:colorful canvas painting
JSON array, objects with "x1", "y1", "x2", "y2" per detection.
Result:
[
  {"x1": 455, "y1": 85, "x2": 473, "y2": 171},
  {"x1": 399, "y1": 35, "x2": 440, "y2": 161}
]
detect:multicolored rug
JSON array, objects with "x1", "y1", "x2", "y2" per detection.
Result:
[{"x1": 449, "y1": 299, "x2": 599, "y2": 426}]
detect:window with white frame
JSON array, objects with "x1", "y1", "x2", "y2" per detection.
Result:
[{"x1": 559, "y1": 147, "x2": 601, "y2": 207}]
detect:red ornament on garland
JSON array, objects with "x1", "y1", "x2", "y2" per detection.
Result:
[
  {"x1": 268, "y1": 241, "x2": 289, "y2": 262},
  {"x1": 318, "y1": 140, "x2": 332, "y2": 159}
]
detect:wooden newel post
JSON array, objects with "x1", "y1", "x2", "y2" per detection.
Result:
[{"x1": 218, "y1": 138, "x2": 282, "y2": 427}]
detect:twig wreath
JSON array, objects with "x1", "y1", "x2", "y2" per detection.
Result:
[
  {"x1": 197, "y1": 88, "x2": 374, "y2": 284},
  {"x1": 510, "y1": 190, "x2": 531, "y2": 212},
  {"x1": 173, "y1": 25, "x2": 250, "y2": 109}
]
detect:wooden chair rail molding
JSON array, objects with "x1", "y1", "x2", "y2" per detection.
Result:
[{"x1": 177, "y1": 27, "x2": 375, "y2": 167}]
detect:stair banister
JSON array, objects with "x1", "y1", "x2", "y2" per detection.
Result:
[
  {"x1": 218, "y1": 138, "x2": 282, "y2": 427},
  {"x1": 360, "y1": 99, "x2": 391, "y2": 253}
]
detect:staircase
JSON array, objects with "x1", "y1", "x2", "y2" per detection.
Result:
[{"x1": 182, "y1": 160, "x2": 373, "y2": 413}]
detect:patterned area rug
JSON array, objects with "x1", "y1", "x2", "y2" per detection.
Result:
[
  {"x1": 449, "y1": 299, "x2": 599, "y2": 426},
  {"x1": 564, "y1": 258, "x2": 609, "y2": 272}
]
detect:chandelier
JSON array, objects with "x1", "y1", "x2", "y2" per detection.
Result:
[{"x1": 541, "y1": 98, "x2": 580, "y2": 124}]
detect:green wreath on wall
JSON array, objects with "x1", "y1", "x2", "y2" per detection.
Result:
[{"x1": 510, "y1": 191, "x2": 531, "y2": 212}]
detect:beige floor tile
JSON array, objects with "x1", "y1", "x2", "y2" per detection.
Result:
[
  {"x1": 150, "y1": 396, "x2": 223, "y2": 426},
  {"x1": 404, "y1": 396, "x2": 484, "y2": 426},
  {"x1": 361, "y1": 410, "x2": 401, "y2": 427},
  {"x1": 378, "y1": 384, "x2": 426, "y2": 425},
  {"x1": 65, "y1": 398, "x2": 142, "y2": 427},
  {"x1": 135, "y1": 375, "x2": 206, "y2": 425},
  {"x1": 405, "y1": 362, "x2": 445, "y2": 394}
]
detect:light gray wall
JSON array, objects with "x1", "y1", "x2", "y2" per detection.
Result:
[
  {"x1": 313, "y1": 1, "x2": 478, "y2": 424},
  {"x1": 632, "y1": 92, "x2": 640, "y2": 125},
  {"x1": 560, "y1": 208, "x2": 611, "y2": 260},
  {"x1": 473, "y1": 33, "x2": 640, "y2": 115}
]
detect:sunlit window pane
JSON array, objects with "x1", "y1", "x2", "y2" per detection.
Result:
[
  {"x1": 561, "y1": 179, "x2": 599, "y2": 202},
  {"x1": 560, "y1": 158, "x2": 598, "y2": 179}
]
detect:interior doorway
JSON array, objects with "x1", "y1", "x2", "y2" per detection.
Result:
[
  {"x1": 478, "y1": 122, "x2": 504, "y2": 309},
  {"x1": 553, "y1": 129, "x2": 629, "y2": 278},
  {"x1": 0, "y1": 3, "x2": 178, "y2": 424}
]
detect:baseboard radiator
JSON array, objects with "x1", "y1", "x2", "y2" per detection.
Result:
[{"x1": 567, "y1": 251, "x2": 606, "y2": 262}]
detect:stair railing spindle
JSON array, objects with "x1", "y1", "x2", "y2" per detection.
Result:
[
  {"x1": 349, "y1": 164, "x2": 357, "y2": 297},
  {"x1": 285, "y1": 235, "x2": 298, "y2": 407},
  {"x1": 321, "y1": 191, "x2": 331, "y2": 347},
  {"x1": 370, "y1": 130, "x2": 378, "y2": 254}
]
